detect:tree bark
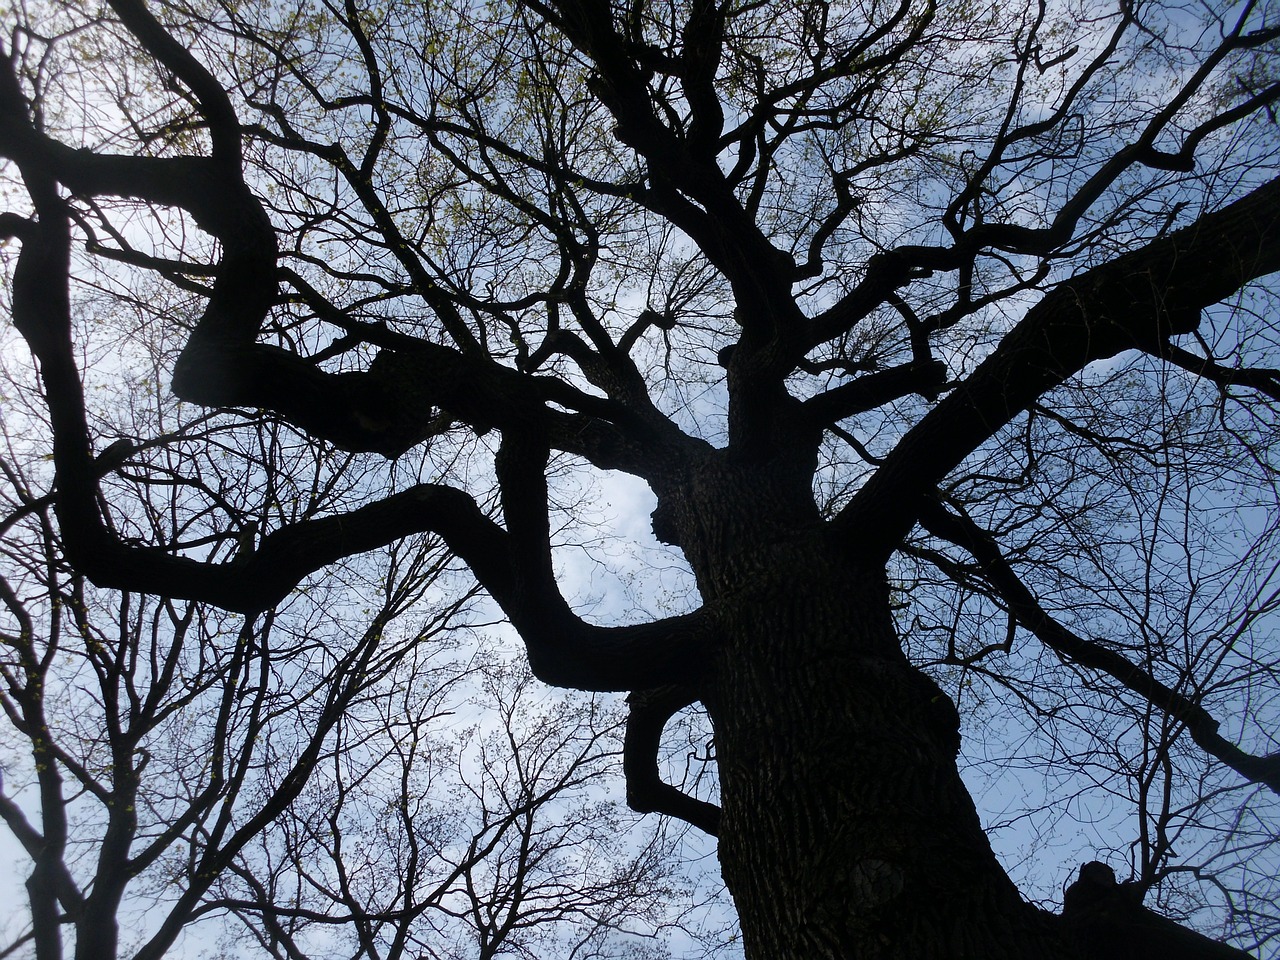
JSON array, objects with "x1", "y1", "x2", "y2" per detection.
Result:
[
  {"x1": 666, "y1": 458, "x2": 1072, "y2": 959},
  {"x1": 709, "y1": 562, "x2": 1069, "y2": 958}
]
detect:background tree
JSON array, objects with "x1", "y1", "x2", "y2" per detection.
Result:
[{"x1": 1, "y1": 0, "x2": 1279, "y2": 957}]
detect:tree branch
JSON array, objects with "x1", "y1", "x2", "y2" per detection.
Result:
[
  {"x1": 0, "y1": 776, "x2": 85, "y2": 918},
  {"x1": 0, "y1": 35, "x2": 680, "y2": 468},
  {"x1": 623, "y1": 686, "x2": 721, "y2": 836},
  {"x1": 104, "y1": 0, "x2": 242, "y2": 168},
  {"x1": 917, "y1": 498, "x2": 1280, "y2": 795},
  {"x1": 1, "y1": 149, "x2": 708, "y2": 694},
  {"x1": 1156, "y1": 342, "x2": 1280, "y2": 402},
  {"x1": 493, "y1": 434, "x2": 719, "y2": 690},
  {"x1": 838, "y1": 175, "x2": 1280, "y2": 551},
  {"x1": 801, "y1": 360, "x2": 947, "y2": 427}
]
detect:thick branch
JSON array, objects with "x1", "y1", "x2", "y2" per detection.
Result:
[
  {"x1": 918, "y1": 499, "x2": 1280, "y2": 794},
  {"x1": 494, "y1": 434, "x2": 719, "y2": 690},
  {"x1": 1062, "y1": 861, "x2": 1257, "y2": 959},
  {"x1": 3, "y1": 164, "x2": 710, "y2": 692},
  {"x1": 623, "y1": 686, "x2": 722, "y2": 836},
  {"x1": 105, "y1": 0, "x2": 242, "y2": 168},
  {"x1": 542, "y1": 0, "x2": 807, "y2": 383},
  {"x1": 801, "y1": 360, "x2": 947, "y2": 427},
  {"x1": 0, "y1": 48, "x2": 689, "y2": 470},
  {"x1": 838, "y1": 175, "x2": 1280, "y2": 550}
]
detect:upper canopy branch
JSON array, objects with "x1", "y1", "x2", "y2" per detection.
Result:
[
  {"x1": 0, "y1": 33, "x2": 694, "y2": 475},
  {"x1": 103, "y1": 0, "x2": 243, "y2": 169},
  {"x1": 809, "y1": 18, "x2": 1280, "y2": 351},
  {"x1": 836, "y1": 175, "x2": 1280, "y2": 552},
  {"x1": 2, "y1": 118, "x2": 710, "y2": 696},
  {"x1": 533, "y1": 0, "x2": 806, "y2": 352},
  {"x1": 800, "y1": 359, "x2": 947, "y2": 428}
]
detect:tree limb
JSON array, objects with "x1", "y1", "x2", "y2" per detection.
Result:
[
  {"x1": 838, "y1": 175, "x2": 1280, "y2": 551},
  {"x1": 2, "y1": 150, "x2": 708, "y2": 695},
  {"x1": 0, "y1": 776, "x2": 85, "y2": 917},
  {"x1": 1156, "y1": 343, "x2": 1280, "y2": 402},
  {"x1": 800, "y1": 360, "x2": 948, "y2": 428},
  {"x1": 917, "y1": 498, "x2": 1280, "y2": 795},
  {"x1": 493, "y1": 433, "x2": 720, "y2": 690},
  {"x1": 623, "y1": 686, "x2": 722, "y2": 836},
  {"x1": 0, "y1": 36, "x2": 681, "y2": 470}
]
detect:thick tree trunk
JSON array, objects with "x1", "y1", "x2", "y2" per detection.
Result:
[
  {"x1": 665, "y1": 458, "x2": 1073, "y2": 959},
  {"x1": 708, "y1": 557, "x2": 1069, "y2": 958}
]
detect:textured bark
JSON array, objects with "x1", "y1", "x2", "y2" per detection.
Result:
[
  {"x1": 1, "y1": 2, "x2": 1277, "y2": 956},
  {"x1": 710, "y1": 565, "x2": 1069, "y2": 958},
  {"x1": 657, "y1": 456, "x2": 1073, "y2": 959}
]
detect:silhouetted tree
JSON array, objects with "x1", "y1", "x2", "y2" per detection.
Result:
[{"x1": 2, "y1": 0, "x2": 1278, "y2": 956}]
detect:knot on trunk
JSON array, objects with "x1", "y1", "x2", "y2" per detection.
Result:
[{"x1": 1062, "y1": 862, "x2": 1255, "y2": 960}]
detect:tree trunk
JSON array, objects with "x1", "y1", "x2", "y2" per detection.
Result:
[
  {"x1": 666, "y1": 458, "x2": 1073, "y2": 959},
  {"x1": 705, "y1": 548, "x2": 1069, "y2": 958}
]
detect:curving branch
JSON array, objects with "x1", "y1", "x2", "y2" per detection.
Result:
[
  {"x1": 809, "y1": 19, "x2": 1280, "y2": 351},
  {"x1": 492, "y1": 433, "x2": 721, "y2": 690},
  {"x1": 1, "y1": 141, "x2": 713, "y2": 690},
  {"x1": 916, "y1": 498, "x2": 1280, "y2": 795},
  {"x1": 677, "y1": 0, "x2": 726, "y2": 153},
  {"x1": 104, "y1": 0, "x2": 242, "y2": 168},
  {"x1": 534, "y1": 0, "x2": 807, "y2": 381},
  {"x1": 0, "y1": 24, "x2": 684, "y2": 473},
  {"x1": 623, "y1": 686, "x2": 722, "y2": 836}
]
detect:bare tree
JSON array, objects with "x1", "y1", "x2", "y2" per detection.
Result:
[
  {"x1": 211, "y1": 658, "x2": 702, "y2": 960},
  {"x1": 1, "y1": 0, "x2": 1279, "y2": 956}
]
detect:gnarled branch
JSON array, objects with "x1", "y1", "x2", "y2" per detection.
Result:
[
  {"x1": 623, "y1": 686, "x2": 721, "y2": 836},
  {"x1": 839, "y1": 175, "x2": 1280, "y2": 552}
]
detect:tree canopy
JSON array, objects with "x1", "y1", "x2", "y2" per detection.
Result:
[{"x1": 2, "y1": 0, "x2": 1279, "y2": 956}]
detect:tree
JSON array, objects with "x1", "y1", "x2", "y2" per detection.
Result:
[{"x1": 1, "y1": 0, "x2": 1278, "y2": 955}]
